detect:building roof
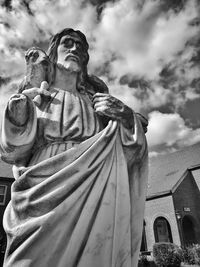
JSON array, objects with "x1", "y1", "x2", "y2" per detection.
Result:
[
  {"x1": 148, "y1": 142, "x2": 200, "y2": 198},
  {"x1": 0, "y1": 159, "x2": 13, "y2": 178}
]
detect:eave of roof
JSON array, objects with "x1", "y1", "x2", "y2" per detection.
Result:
[
  {"x1": 146, "y1": 190, "x2": 172, "y2": 201},
  {"x1": 0, "y1": 176, "x2": 15, "y2": 182}
]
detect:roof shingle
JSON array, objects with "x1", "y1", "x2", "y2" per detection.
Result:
[{"x1": 148, "y1": 143, "x2": 200, "y2": 197}]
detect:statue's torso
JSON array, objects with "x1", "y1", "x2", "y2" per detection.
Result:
[{"x1": 29, "y1": 87, "x2": 103, "y2": 165}]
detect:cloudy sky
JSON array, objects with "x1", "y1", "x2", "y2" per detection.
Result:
[{"x1": 0, "y1": 0, "x2": 200, "y2": 156}]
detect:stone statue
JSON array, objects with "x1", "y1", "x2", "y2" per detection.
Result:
[{"x1": 0, "y1": 28, "x2": 148, "y2": 267}]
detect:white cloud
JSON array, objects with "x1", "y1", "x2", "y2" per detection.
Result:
[
  {"x1": 145, "y1": 83, "x2": 172, "y2": 108},
  {"x1": 0, "y1": 0, "x2": 97, "y2": 77},
  {"x1": 0, "y1": 49, "x2": 25, "y2": 77},
  {"x1": 0, "y1": 4, "x2": 44, "y2": 47},
  {"x1": 147, "y1": 111, "x2": 200, "y2": 148},
  {"x1": 30, "y1": 0, "x2": 98, "y2": 35},
  {"x1": 107, "y1": 80, "x2": 143, "y2": 111},
  {"x1": 0, "y1": 0, "x2": 199, "y2": 87},
  {"x1": 89, "y1": 0, "x2": 199, "y2": 80}
]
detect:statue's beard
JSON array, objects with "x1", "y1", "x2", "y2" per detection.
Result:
[
  {"x1": 56, "y1": 58, "x2": 86, "y2": 93},
  {"x1": 57, "y1": 60, "x2": 81, "y2": 73}
]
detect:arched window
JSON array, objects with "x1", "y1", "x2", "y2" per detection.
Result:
[{"x1": 154, "y1": 217, "x2": 173, "y2": 243}]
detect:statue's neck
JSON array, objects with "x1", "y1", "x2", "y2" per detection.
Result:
[{"x1": 52, "y1": 65, "x2": 78, "y2": 93}]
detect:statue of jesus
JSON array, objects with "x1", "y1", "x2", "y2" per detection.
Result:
[{"x1": 1, "y1": 28, "x2": 148, "y2": 267}]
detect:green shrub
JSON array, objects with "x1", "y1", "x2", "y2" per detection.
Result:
[
  {"x1": 182, "y1": 244, "x2": 200, "y2": 265},
  {"x1": 153, "y1": 242, "x2": 183, "y2": 267}
]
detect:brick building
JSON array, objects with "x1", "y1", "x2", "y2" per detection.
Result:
[
  {"x1": 0, "y1": 143, "x2": 200, "y2": 260},
  {"x1": 142, "y1": 142, "x2": 200, "y2": 252}
]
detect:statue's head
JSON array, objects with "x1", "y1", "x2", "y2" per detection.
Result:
[
  {"x1": 47, "y1": 28, "x2": 89, "y2": 75},
  {"x1": 47, "y1": 28, "x2": 109, "y2": 95}
]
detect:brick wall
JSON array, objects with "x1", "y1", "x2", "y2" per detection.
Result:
[
  {"x1": 172, "y1": 171, "x2": 200, "y2": 245},
  {"x1": 144, "y1": 195, "x2": 180, "y2": 252},
  {"x1": 0, "y1": 177, "x2": 14, "y2": 265},
  {"x1": 0, "y1": 178, "x2": 13, "y2": 228}
]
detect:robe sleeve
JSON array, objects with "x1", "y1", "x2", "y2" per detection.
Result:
[
  {"x1": 0, "y1": 94, "x2": 37, "y2": 165},
  {"x1": 120, "y1": 112, "x2": 148, "y2": 164}
]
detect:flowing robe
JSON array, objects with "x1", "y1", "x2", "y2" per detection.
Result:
[{"x1": 1, "y1": 86, "x2": 148, "y2": 267}]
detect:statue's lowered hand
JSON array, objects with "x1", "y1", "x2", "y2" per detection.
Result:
[
  {"x1": 22, "y1": 81, "x2": 50, "y2": 106},
  {"x1": 93, "y1": 92, "x2": 134, "y2": 129}
]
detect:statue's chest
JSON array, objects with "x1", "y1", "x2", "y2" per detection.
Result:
[{"x1": 36, "y1": 89, "x2": 102, "y2": 140}]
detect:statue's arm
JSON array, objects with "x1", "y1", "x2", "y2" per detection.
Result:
[
  {"x1": 92, "y1": 92, "x2": 148, "y2": 132},
  {"x1": 0, "y1": 93, "x2": 37, "y2": 165},
  {"x1": 92, "y1": 92, "x2": 148, "y2": 162},
  {"x1": 0, "y1": 82, "x2": 50, "y2": 165}
]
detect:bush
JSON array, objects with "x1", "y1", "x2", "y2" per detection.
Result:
[
  {"x1": 195, "y1": 244, "x2": 200, "y2": 265},
  {"x1": 182, "y1": 244, "x2": 200, "y2": 266},
  {"x1": 138, "y1": 254, "x2": 156, "y2": 267},
  {"x1": 153, "y1": 242, "x2": 183, "y2": 267},
  {"x1": 138, "y1": 255, "x2": 149, "y2": 267}
]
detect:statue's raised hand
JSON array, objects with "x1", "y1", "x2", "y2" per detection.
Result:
[
  {"x1": 22, "y1": 81, "x2": 50, "y2": 106},
  {"x1": 93, "y1": 93, "x2": 134, "y2": 129}
]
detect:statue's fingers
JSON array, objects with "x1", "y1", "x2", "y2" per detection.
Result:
[
  {"x1": 39, "y1": 81, "x2": 51, "y2": 96},
  {"x1": 93, "y1": 101, "x2": 108, "y2": 110},
  {"x1": 95, "y1": 109, "x2": 115, "y2": 119},
  {"x1": 94, "y1": 103, "x2": 113, "y2": 118},
  {"x1": 93, "y1": 92, "x2": 108, "y2": 98},
  {"x1": 22, "y1": 87, "x2": 40, "y2": 99},
  {"x1": 92, "y1": 95, "x2": 108, "y2": 104},
  {"x1": 92, "y1": 93, "x2": 108, "y2": 100},
  {"x1": 40, "y1": 81, "x2": 49, "y2": 91},
  {"x1": 33, "y1": 95, "x2": 42, "y2": 106},
  {"x1": 9, "y1": 94, "x2": 27, "y2": 101}
]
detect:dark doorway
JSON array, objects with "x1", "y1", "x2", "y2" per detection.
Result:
[
  {"x1": 140, "y1": 220, "x2": 147, "y2": 252},
  {"x1": 154, "y1": 217, "x2": 173, "y2": 243},
  {"x1": 182, "y1": 216, "x2": 197, "y2": 246}
]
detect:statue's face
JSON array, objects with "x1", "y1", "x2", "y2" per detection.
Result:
[{"x1": 57, "y1": 32, "x2": 87, "y2": 72}]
